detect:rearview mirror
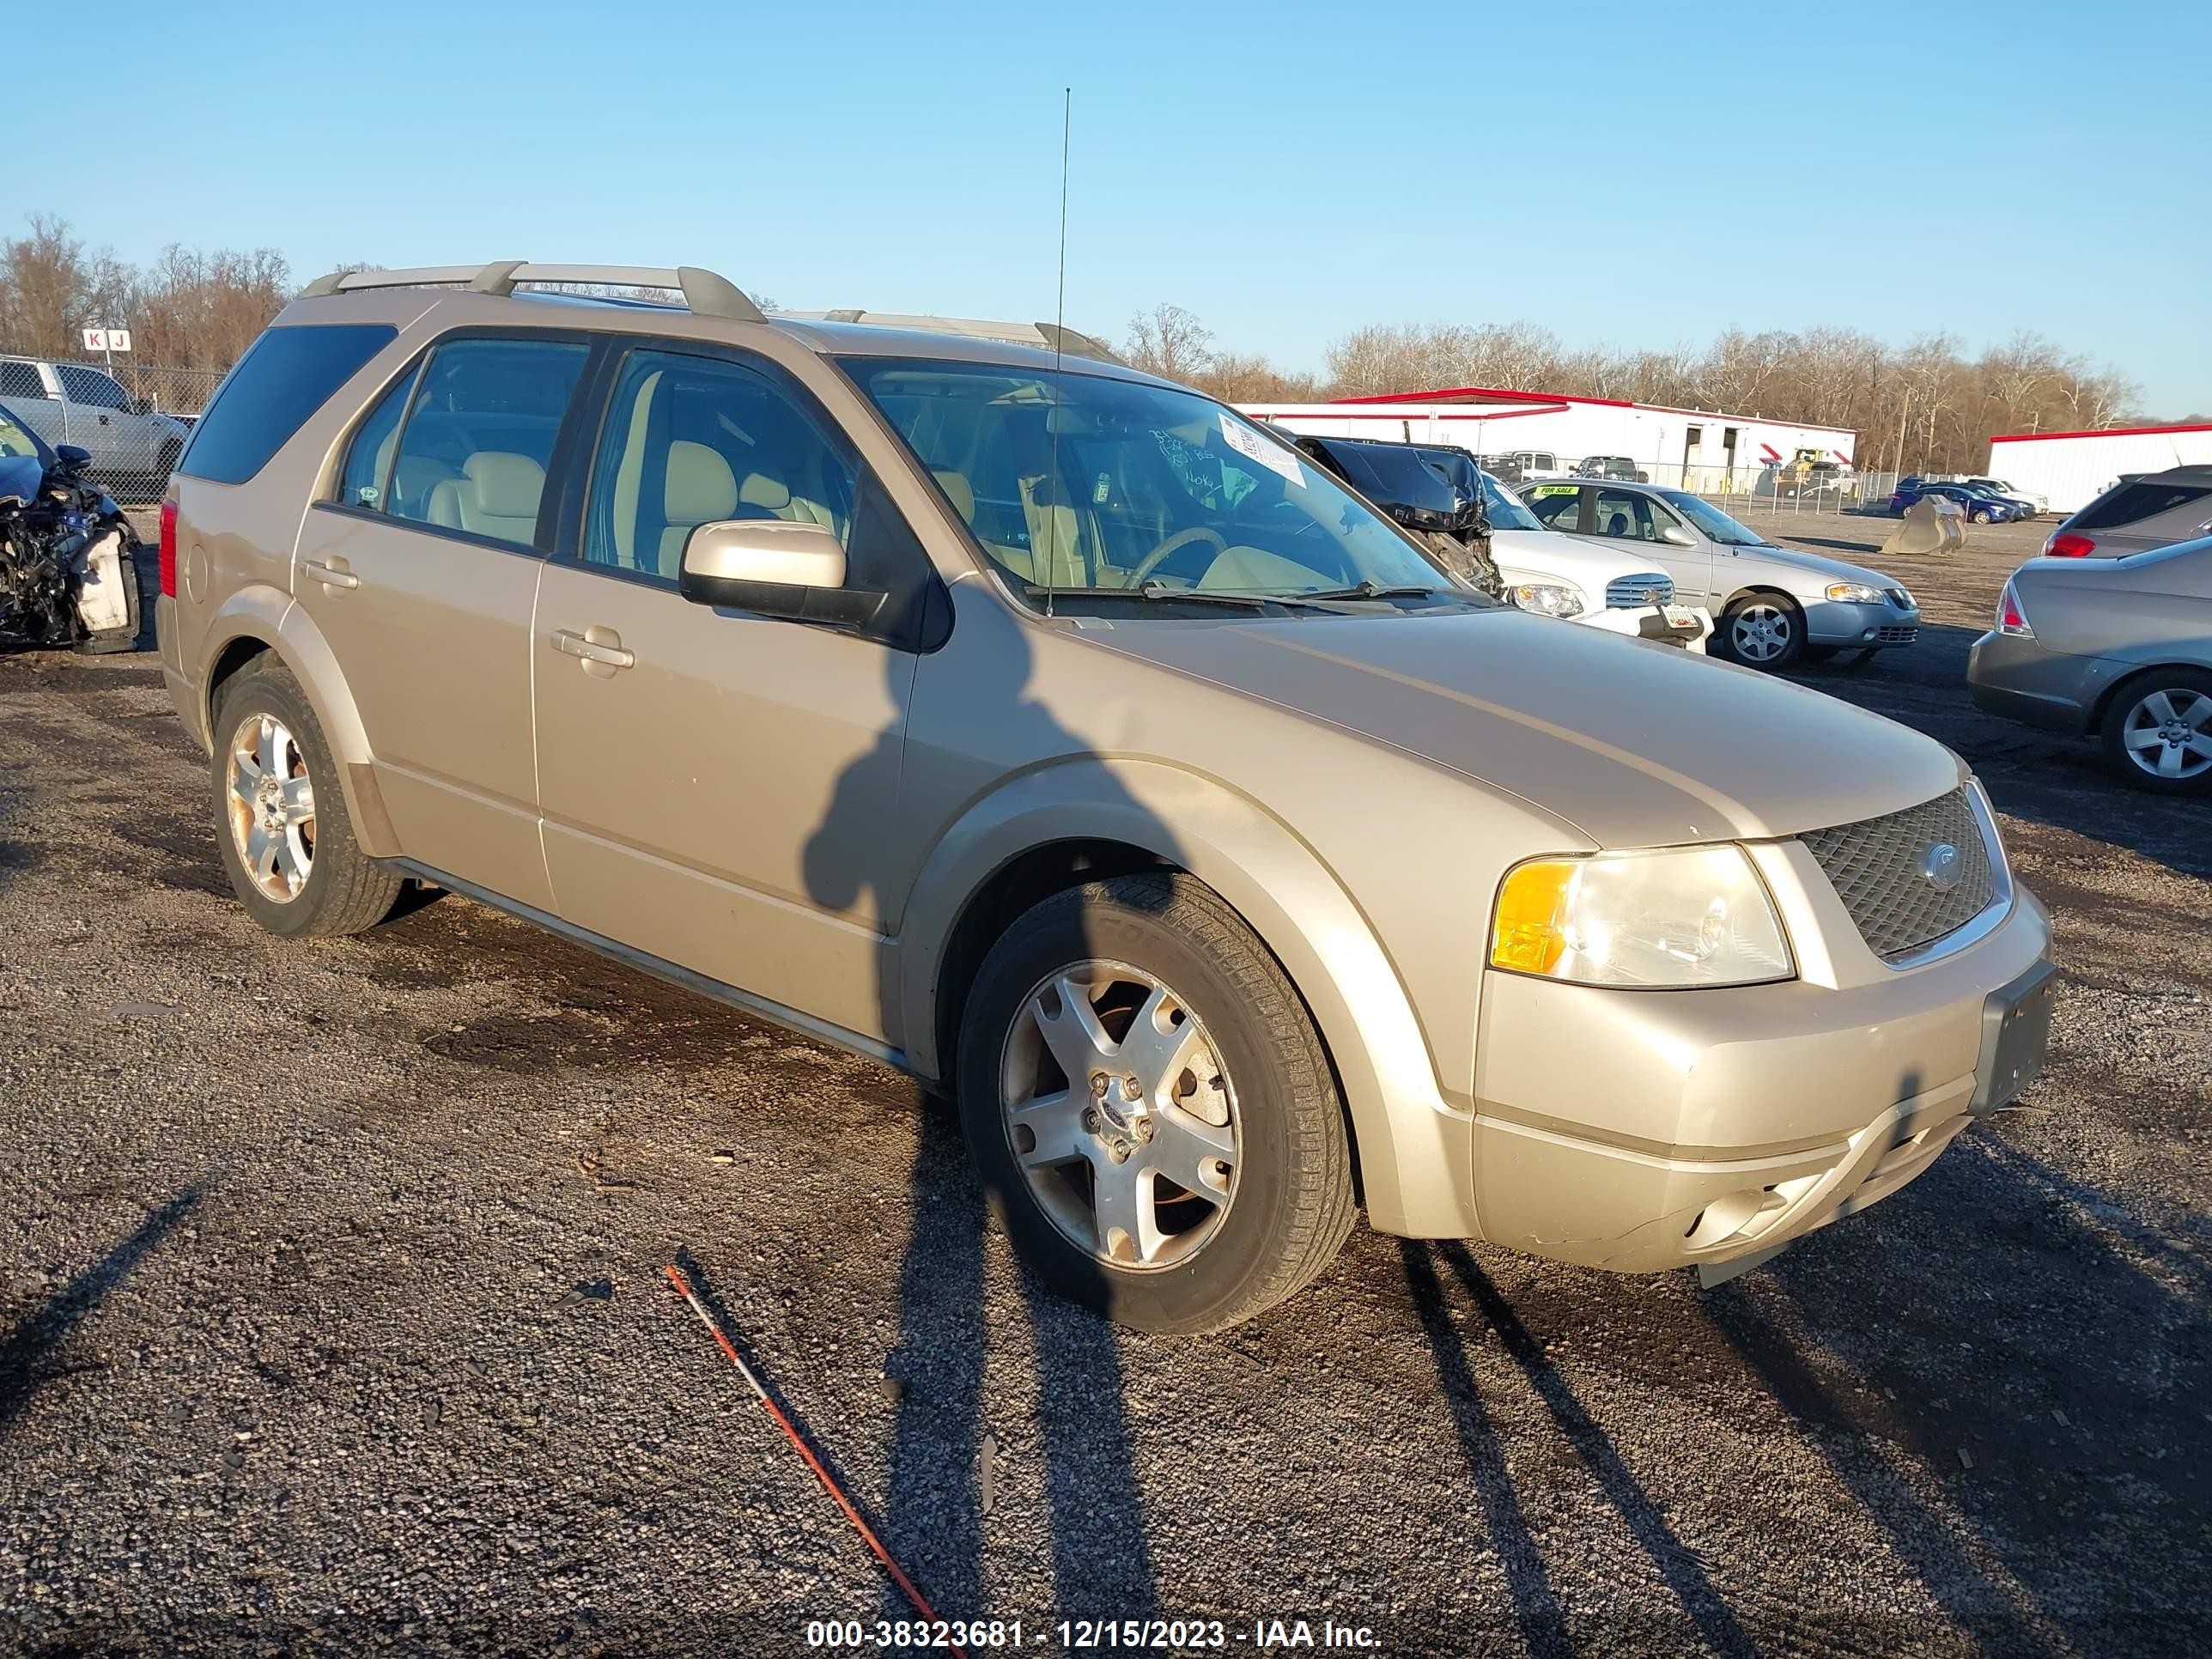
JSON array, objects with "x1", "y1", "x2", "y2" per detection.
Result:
[
  {"x1": 1659, "y1": 524, "x2": 1697, "y2": 548},
  {"x1": 679, "y1": 518, "x2": 886, "y2": 630}
]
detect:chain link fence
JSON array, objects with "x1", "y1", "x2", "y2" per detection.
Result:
[
  {"x1": 1480, "y1": 452, "x2": 1930, "y2": 521},
  {"x1": 0, "y1": 355, "x2": 225, "y2": 504}
]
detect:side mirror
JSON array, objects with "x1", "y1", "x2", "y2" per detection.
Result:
[
  {"x1": 678, "y1": 518, "x2": 885, "y2": 630},
  {"x1": 54, "y1": 442, "x2": 92, "y2": 470},
  {"x1": 1659, "y1": 524, "x2": 1697, "y2": 548}
]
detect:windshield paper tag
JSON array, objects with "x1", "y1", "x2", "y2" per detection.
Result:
[{"x1": 1219, "y1": 414, "x2": 1304, "y2": 488}]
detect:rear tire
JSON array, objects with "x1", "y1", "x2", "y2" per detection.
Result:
[
  {"x1": 210, "y1": 662, "x2": 404, "y2": 936},
  {"x1": 1716, "y1": 592, "x2": 1805, "y2": 670},
  {"x1": 957, "y1": 873, "x2": 1356, "y2": 1334},
  {"x1": 2101, "y1": 671, "x2": 2212, "y2": 796}
]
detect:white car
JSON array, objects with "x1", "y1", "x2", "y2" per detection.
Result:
[
  {"x1": 1478, "y1": 470, "x2": 1712, "y2": 651},
  {"x1": 1957, "y1": 476, "x2": 2051, "y2": 516}
]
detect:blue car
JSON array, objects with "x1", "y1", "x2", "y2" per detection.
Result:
[{"x1": 1887, "y1": 481, "x2": 2030, "y2": 523}]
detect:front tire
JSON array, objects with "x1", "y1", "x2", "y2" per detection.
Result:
[
  {"x1": 2101, "y1": 672, "x2": 2212, "y2": 796},
  {"x1": 1717, "y1": 593, "x2": 1805, "y2": 669},
  {"x1": 957, "y1": 873, "x2": 1356, "y2": 1334},
  {"x1": 1972, "y1": 507, "x2": 1995, "y2": 524},
  {"x1": 210, "y1": 662, "x2": 405, "y2": 935}
]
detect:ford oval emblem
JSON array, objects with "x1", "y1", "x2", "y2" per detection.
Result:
[{"x1": 1922, "y1": 841, "x2": 1963, "y2": 892}]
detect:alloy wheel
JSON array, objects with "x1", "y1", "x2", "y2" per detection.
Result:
[
  {"x1": 2120, "y1": 688, "x2": 2212, "y2": 781},
  {"x1": 226, "y1": 712, "x2": 316, "y2": 901},
  {"x1": 999, "y1": 960, "x2": 1240, "y2": 1271},
  {"x1": 1730, "y1": 604, "x2": 1795, "y2": 664}
]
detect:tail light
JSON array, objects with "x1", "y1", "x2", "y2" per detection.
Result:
[
  {"x1": 2045, "y1": 532, "x2": 2095, "y2": 558},
  {"x1": 1996, "y1": 580, "x2": 2033, "y2": 638},
  {"x1": 157, "y1": 499, "x2": 179, "y2": 598}
]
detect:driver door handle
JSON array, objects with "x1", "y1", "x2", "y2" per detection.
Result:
[{"x1": 551, "y1": 628, "x2": 635, "y2": 670}]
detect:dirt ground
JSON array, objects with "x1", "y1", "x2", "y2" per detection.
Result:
[{"x1": 2, "y1": 520, "x2": 2207, "y2": 1657}]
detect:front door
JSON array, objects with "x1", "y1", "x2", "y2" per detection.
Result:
[
  {"x1": 291, "y1": 331, "x2": 591, "y2": 911},
  {"x1": 1593, "y1": 487, "x2": 1711, "y2": 604},
  {"x1": 54, "y1": 364, "x2": 136, "y2": 476},
  {"x1": 531, "y1": 345, "x2": 921, "y2": 1048}
]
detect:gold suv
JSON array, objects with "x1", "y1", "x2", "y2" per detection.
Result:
[{"x1": 155, "y1": 263, "x2": 2055, "y2": 1332}]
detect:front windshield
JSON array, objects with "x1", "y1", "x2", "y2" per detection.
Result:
[
  {"x1": 1479, "y1": 472, "x2": 1544, "y2": 531},
  {"x1": 845, "y1": 358, "x2": 1474, "y2": 608},
  {"x1": 1658, "y1": 488, "x2": 1768, "y2": 547},
  {"x1": 0, "y1": 404, "x2": 45, "y2": 461}
]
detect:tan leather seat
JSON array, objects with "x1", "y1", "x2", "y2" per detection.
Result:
[
  {"x1": 933, "y1": 469, "x2": 975, "y2": 525},
  {"x1": 368, "y1": 429, "x2": 458, "y2": 516},
  {"x1": 659, "y1": 441, "x2": 739, "y2": 576},
  {"x1": 427, "y1": 453, "x2": 545, "y2": 543},
  {"x1": 738, "y1": 471, "x2": 839, "y2": 533}
]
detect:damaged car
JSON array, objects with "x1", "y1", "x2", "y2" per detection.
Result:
[{"x1": 0, "y1": 400, "x2": 143, "y2": 653}]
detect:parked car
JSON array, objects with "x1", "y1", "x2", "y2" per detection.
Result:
[
  {"x1": 2039, "y1": 465, "x2": 2212, "y2": 558},
  {"x1": 1969, "y1": 535, "x2": 2212, "y2": 793},
  {"x1": 155, "y1": 260, "x2": 2052, "y2": 1332},
  {"x1": 1493, "y1": 448, "x2": 1571, "y2": 483},
  {"x1": 1887, "y1": 481, "x2": 2030, "y2": 523},
  {"x1": 1294, "y1": 434, "x2": 1707, "y2": 647},
  {"x1": 1571, "y1": 454, "x2": 1647, "y2": 483},
  {"x1": 0, "y1": 356, "x2": 193, "y2": 500},
  {"x1": 1518, "y1": 478, "x2": 1921, "y2": 666},
  {"x1": 0, "y1": 400, "x2": 142, "y2": 652},
  {"x1": 1955, "y1": 476, "x2": 2049, "y2": 516}
]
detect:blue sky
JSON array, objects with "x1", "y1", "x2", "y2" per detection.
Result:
[{"x1": 21, "y1": 0, "x2": 2209, "y2": 415}]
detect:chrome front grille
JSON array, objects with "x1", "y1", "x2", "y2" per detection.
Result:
[
  {"x1": 1800, "y1": 787, "x2": 1998, "y2": 962},
  {"x1": 1604, "y1": 571, "x2": 1675, "y2": 609}
]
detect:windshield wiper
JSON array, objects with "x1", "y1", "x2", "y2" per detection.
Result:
[
  {"x1": 1293, "y1": 581, "x2": 1447, "y2": 602},
  {"x1": 1021, "y1": 582, "x2": 1287, "y2": 611}
]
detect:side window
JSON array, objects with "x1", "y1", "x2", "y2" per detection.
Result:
[
  {"x1": 386, "y1": 337, "x2": 587, "y2": 550},
  {"x1": 1595, "y1": 488, "x2": 1671, "y2": 541},
  {"x1": 179, "y1": 323, "x2": 397, "y2": 485},
  {"x1": 583, "y1": 349, "x2": 856, "y2": 584},
  {"x1": 0, "y1": 361, "x2": 46, "y2": 400},
  {"x1": 2074, "y1": 478, "x2": 2210, "y2": 532},
  {"x1": 332, "y1": 364, "x2": 422, "y2": 512},
  {"x1": 58, "y1": 366, "x2": 131, "y2": 410},
  {"x1": 1525, "y1": 485, "x2": 1583, "y2": 531}
]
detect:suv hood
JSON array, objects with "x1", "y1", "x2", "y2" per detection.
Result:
[{"x1": 1086, "y1": 608, "x2": 1960, "y2": 848}]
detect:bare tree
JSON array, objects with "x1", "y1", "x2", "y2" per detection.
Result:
[{"x1": 1124, "y1": 303, "x2": 1215, "y2": 382}]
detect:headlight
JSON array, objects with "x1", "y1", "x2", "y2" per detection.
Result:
[
  {"x1": 1510, "y1": 581, "x2": 1585, "y2": 619},
  {"x1": 1489, "y1": 845, "x2": 1794, "y2": 988},
  {"x1": 1824, "y1": 581, "x2": 1887, "y2": 605}
]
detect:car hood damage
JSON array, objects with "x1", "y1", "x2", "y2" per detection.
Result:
[{"x1": 1088, "y1": 608, "x2": 1962, "y2": 848}]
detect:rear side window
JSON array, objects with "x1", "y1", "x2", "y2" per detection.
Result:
[
  {"x1": 333, "y1": 364, "x2": 422, "y2": 511},
  {"x1": 2073, "y1": 478, "x2": 2210, "y2": 532},
  {"x1": 178, "y1": 324, "x2": 396, "y2": 485},
  {"x1": 1525, "y1": 485, "x2": 1584, "y2": 530},
  {"x1": 386, "y1": 337, "x2": 588, "y2": 550},
  {"x1": 1, "y1": 361, "x2": 47, "y2": 400}
]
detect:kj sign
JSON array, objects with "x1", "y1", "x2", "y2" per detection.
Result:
[{"x1": 81, "y1": 327, "x2": 133, "y2": 354}]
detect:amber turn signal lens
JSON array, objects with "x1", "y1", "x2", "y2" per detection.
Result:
[{"x1": 1490, "y1": 861, "x2": 1575, "y2": 975}]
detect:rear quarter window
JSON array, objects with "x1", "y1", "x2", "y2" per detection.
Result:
[
  {"x1": 2073, "y1": 478, "x2": 2210, "y2": 532},
  {"x1": 177, "y1": 323, "x2": 398, "y2": 486}
]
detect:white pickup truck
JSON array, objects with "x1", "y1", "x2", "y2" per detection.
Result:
[{"x1": 0, "y1": 356, "x2": 193, "y2": 498}]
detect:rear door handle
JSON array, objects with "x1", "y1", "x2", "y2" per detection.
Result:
[
  {"x1": 304, "y1": 558, "x2": 360, "y2": 590},
  {"x1": 551, "y1": 628, "x2": 635, "y2": 670}
]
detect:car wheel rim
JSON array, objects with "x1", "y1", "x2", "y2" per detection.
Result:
[
  {"x1": 226, "y1": 712, "x2": 315, "y2": 901},
  {"x1": 1000, "y1": 960, "x2": 1240, "y2": 1272},
  {"x1": 2122, "y1": 689, "x2": 2212, "y2": 781},
  {"x1": 1731, "y1": 605, "x2": 1793, "y2": 663}
]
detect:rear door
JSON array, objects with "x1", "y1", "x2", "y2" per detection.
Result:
[
  {"x1": 54, "y1": 364, "x2": 137, "y2": 475},
  {"x1": 0, "y1": 360, "x2": 66, "y2": 450},
  {"x1": 2068, "y1": 475, "x2": 2212, "y2": 555},
  {"x1": 291, "y1": 331, "x2": 591, "y2": 909}
]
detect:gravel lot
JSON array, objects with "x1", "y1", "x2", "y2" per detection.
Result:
[{"x1": 3, "y1": 520, "x2": 2207, "y2": 1656}]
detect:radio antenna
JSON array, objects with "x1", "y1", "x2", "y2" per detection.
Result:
[{"x1": 1043, "y1": 85, "x2": 1071, "y2": 620}]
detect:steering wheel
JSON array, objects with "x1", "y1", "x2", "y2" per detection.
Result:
[{"x1": 1124, "y1": 526, "x2": 1229, "y2": 590}]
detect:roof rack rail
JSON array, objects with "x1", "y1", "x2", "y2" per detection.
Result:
[
  {"x1": 298, "y1": 262, "x2": 765, "y2": 324},
  {"x1": 785, "y1": 310, "x2": 1126, "y2": 367}
]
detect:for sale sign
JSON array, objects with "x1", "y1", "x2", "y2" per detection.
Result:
[{"x1": 81, "y1": 327, "x2": 132, "y2": 353}]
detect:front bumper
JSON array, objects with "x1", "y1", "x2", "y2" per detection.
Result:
[
  {"x1": 1805, "y1": 598, "x2": 1920, "y2": 648},
  {"x1": 1966, "y1": 629, "x2": 2100, "y2": 735},
  {"x1": 1466, "y1": 856, "x2": 2052, "y2": 1275}
]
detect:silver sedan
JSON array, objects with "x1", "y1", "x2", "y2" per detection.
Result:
[{"x1": 1518, "y1": 478, "x2": 1921, "y2": 668}]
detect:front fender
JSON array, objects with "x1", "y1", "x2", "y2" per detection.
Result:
[
  {"x1": 899, "y1": 756, "x2": 1479, "y2": 1237},
  {"x1": 196, "y1": 588, "x2": 398, "y2": 857}
]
